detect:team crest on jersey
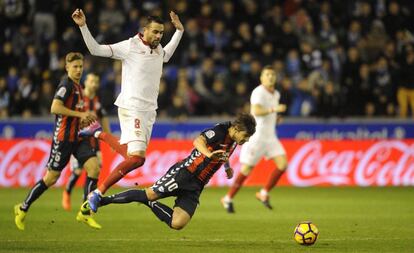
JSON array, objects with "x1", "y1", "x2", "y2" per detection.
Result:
[
  {"x1": 135, "y1": 130, "x2": 142, "y2": 137},
  {"x1": 205, "y1": 130, "x2": 215, "y2": 139},
  {"x1": 76, "y1": 100, "x2": 84, "y2": 109},
  {"x1": 56, "y1": 87, "x2": 66, "y2": 98}
]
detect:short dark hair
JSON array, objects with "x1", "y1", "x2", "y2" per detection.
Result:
[
  {"x1": 262, "y1": 65, "x2": 275, "y2": 73},
  {"x1": 65, "y1": 52, "x2": 83, "y2": 63},
  {"x1": 145, "y1": 16, "x2": 164, "y2": 27},
  {"x1": 232, "y1": 113, "x2": 256, "y2": 136}
]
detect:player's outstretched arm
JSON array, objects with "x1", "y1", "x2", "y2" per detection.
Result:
[
  {"x1": 72, "y1": 8, "x2": 113, "y2": 58},
  {"x1": 163, "y1": 11, "x2": 184, "y2": 62}
]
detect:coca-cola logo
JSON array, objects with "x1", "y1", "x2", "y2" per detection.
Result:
[
  {"x1": 288, "y1": 141, "x2": 414, "y2": 186},
  {"x1": 0, "y1": 140, "x2": 50, "y2": 187}
]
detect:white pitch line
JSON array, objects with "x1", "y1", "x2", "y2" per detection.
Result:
[{"x1": 0, "y1": 237, "x2": 409, "y2": 243}]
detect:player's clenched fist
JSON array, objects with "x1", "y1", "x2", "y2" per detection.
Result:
[
  {"x1": 209, "y1": 150, "x2": 229, "y2": 162},
  {"x1": 72, "y1": 8, "x2": 86, "y2": 27}
]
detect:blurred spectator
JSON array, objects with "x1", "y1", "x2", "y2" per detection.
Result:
[
  {"x1": 37, "y1": 79, "x2": 54, "y2": 116},
  {"x1": 175, "y1": 75, "x2": 199, "y2": 115},
  {"x1": 276, "y1": 20, "x2": 299, "y2": 57},
  {"x1": 0, "y1": 42, "x2": 18, "y2": 76},
  {"x1": 0, "y1": 77, "x2": 10, "y2": 118},
  {"x1": 397, "y1": 50, "x2": 414, "y2": 118},
  {"x1": 364, "y1": 20, "x2": 389, "y2": 62},
  {"x1": 194, "y1": 58, "x2": 216, "y2": 114},
  {"x1": 81, "y1": 0, "x2": 99, "y2": 34},
  {"x1": 341, "y1": 47, "x2": 361, "y2": 115},
  {"x1": 229, "y1": 81, "x2": 249, "y2": 114},
  {"x1": 317, "y1": 81, "x2": 340, "y2": 118},
  {"x1": 225, "y1": 59, "x2": 245, "y2": 90},
  {"x1": 290, "y1": 78, "x2": 316, "y2": 116},
  {"x1": 382, "y1": 1, "x2": 407, "y2": 39},
  {"x1": 197, "y1": 3, "x2": 213, "y2": 32},
  {"x1": 12, "y1": 73, "x2": 38, "y2": 117},
  {"x1": 231, "y1": 22, "x2": 256, "y2": 56},
  {"x1": 371, "y1": 56, "x2": 394, "y2": 116},
  {"x1": 157, "y1": 78, "x2": 170, "y2": 117},
  {"x1": 346, "y1": 20, "x2": 362, "y2": 48},
  {"x1": 260, "y1": 42, "x2": 276, "y2": 66},
  {"x1": 278, "y1": 77, "x2": 293, "y2": 116},
  {"x1": 206, "y1": 77, "x2": 231, "y2": 116},
  {"x1": 205, "y1": 20, "x2": 230, "y2": 63},
  {"x1": 6, "y1": 67, "x2": 19, "y2": 93},
  {"x1": 357, "y1": 64, "x2": 375, "y2": 116},
  {"x1": 285, "y1": 49, "x2": 302, "y2": 83},
  {"x1": 11, "y1": 24, "x2": 34, "y2": 57},
  {"x1": 166, "y1": 95, "x2": 188, "y2": 122},
  {"x1": 33, "y1": 0, "x2": 58, "y2": 49},
  {"x1": 219, "y1": 0, "x2": 238, "y2": 31},
  {"x1": 300, "y1": 22, "x2": 318, "y2": 49},
  {"x1": 98, "y1": 0, "x2": 125, "y2": 37}
]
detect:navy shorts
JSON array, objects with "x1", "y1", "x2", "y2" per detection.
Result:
[
  {"x1": 151, "y1": 162, "x2": 203, "y2": 217},
  {"x1": 46, "y1": 138, "x2": 97, "y2": 171}
]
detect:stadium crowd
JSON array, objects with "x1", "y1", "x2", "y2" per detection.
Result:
[{"x1": 1, "y1": 0, "x2": 414, "y2": 119}]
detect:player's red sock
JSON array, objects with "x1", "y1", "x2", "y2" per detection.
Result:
[
  {"x1": 98, "y1": 132, "x2": 128, "y2": 158},
  {"x1": 264, "y1": 169, "x2": 285, "y2": 192},
  {"x1": 227, "y1": 173, "x2": 248, "y2": 198},
  {"x1": 98, "y1": 156, "x2": 145, "y2": 194}
]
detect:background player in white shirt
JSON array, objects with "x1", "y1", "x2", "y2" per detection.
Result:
[
  {"x1": 221, "y1": 66, "x2": 288, "y2": 213},
  {"x1": 72, "y1": 8, "x2": 184, "y2": 212}
]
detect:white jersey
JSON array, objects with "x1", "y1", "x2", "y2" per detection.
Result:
[
  {"x1": 80, "y1": 25, "x2": 183, "y2": 111},
  {"x1": 250, "y1": 85, "x2": 280, "y2": 140}
]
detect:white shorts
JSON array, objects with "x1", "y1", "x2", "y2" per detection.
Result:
[
  {"x1": 118, "y1": 108, "x2": 157, "y2": 154},
  {"x1": 239, "y1": 137, "x2": 286, "y2": 166}
]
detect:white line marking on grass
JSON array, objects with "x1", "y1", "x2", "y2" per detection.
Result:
[{"x1": 1, "y1": 238, "x2": 409, "y2": 243}]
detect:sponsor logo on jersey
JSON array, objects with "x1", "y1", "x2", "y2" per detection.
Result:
[
  {"x1": 56, "y1": 87, "x2": 67, "y2": 98},
  {"x1": 205, "y1": 130, "x2": 215, "y2": 139}
]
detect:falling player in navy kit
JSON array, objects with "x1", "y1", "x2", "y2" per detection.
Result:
[
  {"x1": 62, "y1": 73, "x2": 111, "y2": 211},
  {"x1": 81, "y1": 113, "x2": 256, "y2": 230},
  {"x1": 14, "y1": 52, "x2": 102, "y2": 230}
]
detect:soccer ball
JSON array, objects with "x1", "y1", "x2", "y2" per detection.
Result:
[{"x1": 293, "y1": 221, "x2": 319, "y2": 246}]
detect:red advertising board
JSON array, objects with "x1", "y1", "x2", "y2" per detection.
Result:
[{"x1": 0, "y1": 139, "x2": 413, "y2": 187}]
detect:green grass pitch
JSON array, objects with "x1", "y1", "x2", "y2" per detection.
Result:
[{"x1": 1, "y1": 187, "x2": 413, "y2": 253}]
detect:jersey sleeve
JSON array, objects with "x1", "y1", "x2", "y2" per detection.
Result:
[
  {"x1": 200, "y1": 124, "x2": 226, "y2": 145},
  {"x1": 53, "y1": 83, "x2": 72, "y2": 102},
  {"x1": 163, "y1": 30, "x2": 183, "y2": 62},
  {"x1": 250, "y1": 88, "x2": 265, "y2": 106},
  {"x1": 79, "y1": 25, "x2": 130, "y2": 60},
  {"x1": 108, "y1": 39, "x2": 131, "y2": 60}
]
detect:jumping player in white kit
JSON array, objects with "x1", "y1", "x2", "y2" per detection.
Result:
[
  {"x1": 71, "y1": 8, "x2": 184, "y2": 213},
  {"x1": 221, "y1": 65, "x2": 288, "y2": 213}
]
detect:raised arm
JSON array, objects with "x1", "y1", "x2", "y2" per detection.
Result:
[
  {"x1": 72, "y1": 9, "x2": 113, "y2": 57},
  {"x1": 163, "y1": 11, "x2": 184, "y2": 62}
]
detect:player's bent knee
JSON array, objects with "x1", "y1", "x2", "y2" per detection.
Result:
[
  {"x1": 129, "y1": 155, "x2": 146, "y2": 169},
  {"x1": 43, "y1": 170, "x2": 61, "y2": 186},
  {"x1": 145, "y1": 188, "x2": 159, "y2": 201},
  {"x1": 240, "y1": 165, "x2": 253, "y2": 176},
  {"x1": 170, "y1": 220, "x2": 187, "y2": 230}
]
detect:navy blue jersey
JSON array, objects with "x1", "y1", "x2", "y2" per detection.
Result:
[{"x1": 183, "y1": 122, "x2": 237, "y2": 185}]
